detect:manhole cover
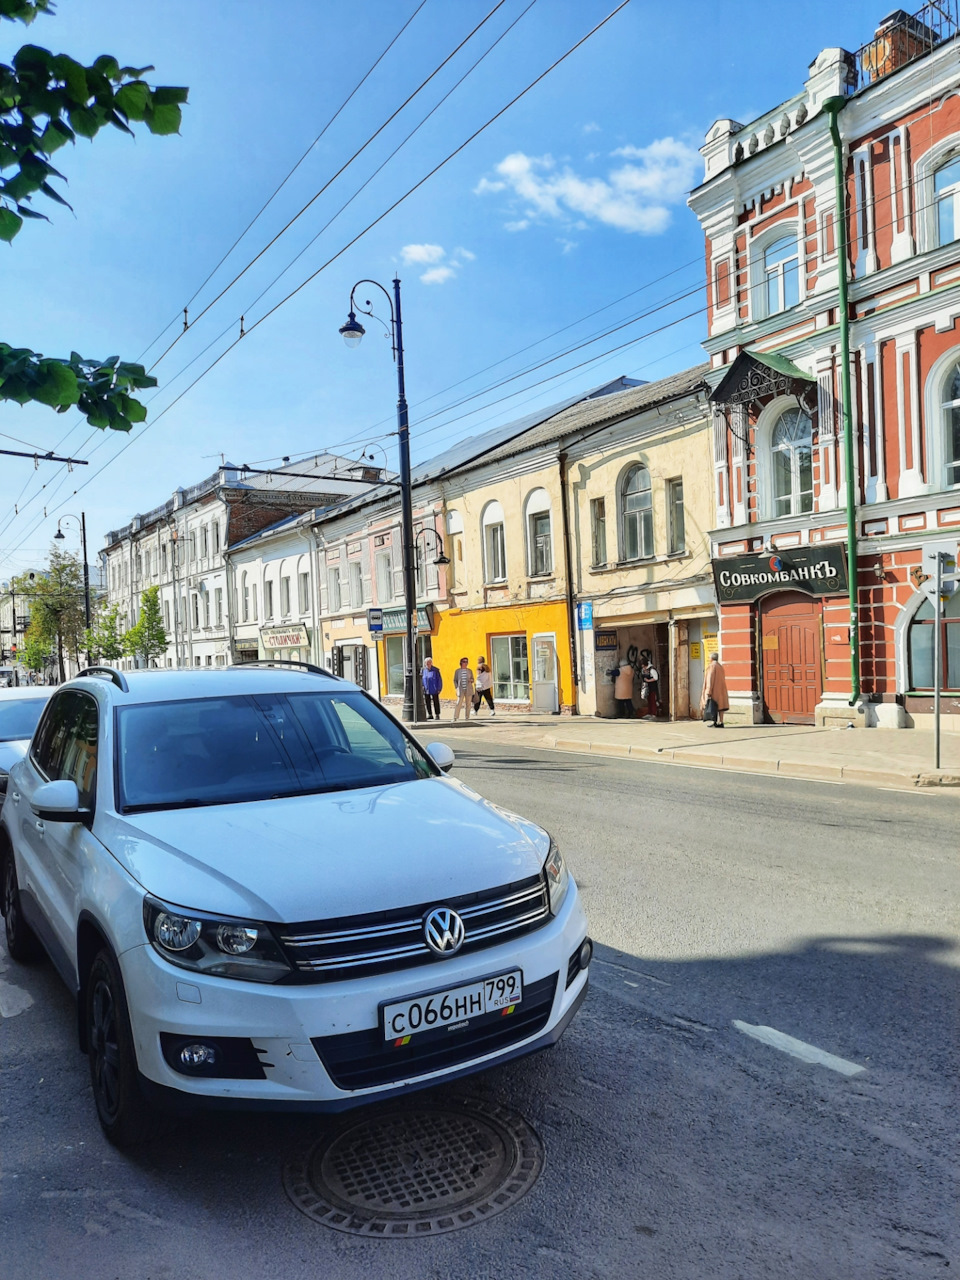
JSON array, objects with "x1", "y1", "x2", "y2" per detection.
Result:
[{"x1": 283, "y1": 1097, "x2": 544, "y2": 1236}]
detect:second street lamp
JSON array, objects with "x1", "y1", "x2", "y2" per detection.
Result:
[
  {"x1": 54, "y1": 511, "x2": 92, "y2": 666},
  {"x1": 340, "y1": 277, "x2": 420, "y2": 722}
]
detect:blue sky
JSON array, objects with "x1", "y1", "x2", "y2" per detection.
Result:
[{"x1": 1, "y1": 0, "x2": 884, "y2": 574}]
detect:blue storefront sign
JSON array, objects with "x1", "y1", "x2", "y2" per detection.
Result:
[{"x1": 577, "y1": 601, "x2": 594, "y2": 631}]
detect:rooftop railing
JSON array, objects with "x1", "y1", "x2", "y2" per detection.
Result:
[{"x1": 855, "y1": 2, "x2": 959, "y2": 90}]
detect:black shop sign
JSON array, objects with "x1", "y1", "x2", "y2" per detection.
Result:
[{"x1": 712, "y1": 545, "x2": 848, "y2": 604}]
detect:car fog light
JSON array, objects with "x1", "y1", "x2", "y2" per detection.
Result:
[
  {"x1": 578, "y1": 938, "x2": 593, "y2": 970},
  {"x1": 180, "y1": 1042, "x2": 217, "y2": 1067},
  {"x1": 155, "y1": 912, "x2": 202, "y2": 951},
  {"x1": 216, "y1": 923, "x2": 258, "y2": 955}
]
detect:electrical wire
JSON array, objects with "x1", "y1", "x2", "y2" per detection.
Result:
[
  {"x1": 134, "y1": 0, "x2": 430, "y2": 367},
  {"x1": 149, "y1": 0, "x2": 513, "y2": 372}
]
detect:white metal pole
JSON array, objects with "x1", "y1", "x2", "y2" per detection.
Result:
[{"x1": 935, "y1": 552, "x2": 942, "y2": 772}]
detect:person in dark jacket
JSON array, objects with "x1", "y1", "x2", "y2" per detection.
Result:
[{"x1": 421, "y1": 656, "x2": 443, "y2": 720}]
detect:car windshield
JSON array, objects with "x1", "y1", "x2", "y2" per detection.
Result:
[
  {"x1": 116, "y1": 690, "x2": 436, "y2": 812},
  {"x1": 0, "y1": 698, "x2": 48, "y2": 743}
]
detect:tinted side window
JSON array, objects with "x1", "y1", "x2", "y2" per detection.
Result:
[
  {"x1": 31, "y1": 693, "x2": 75, "y2": 779},
  {"x1": 31, "y1": 691, "x2": 99, "y2": 808},
  {"x1": 61, "y1": 694, "x2": 98, "y2": 809}
]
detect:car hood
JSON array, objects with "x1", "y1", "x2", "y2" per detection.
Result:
[
  {"x1": 101, "y1": 776, "x2": 549, "y2": 922},
  {"x1": 0, "y1": 739, "x2": 29, "y2": 774}
]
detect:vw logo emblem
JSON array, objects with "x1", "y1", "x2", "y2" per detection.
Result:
[{"x1": 423, "y1": 907, "x2": 466, "y2": 956}]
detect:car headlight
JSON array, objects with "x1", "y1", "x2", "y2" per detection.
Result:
[
  {"x1": 544, "y1": 838, "x2": 570, "y2": 915},
  {"x1": 143, "y1": 897, "x2": 291, "y2": 983}
]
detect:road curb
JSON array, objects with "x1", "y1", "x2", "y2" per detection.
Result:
[{"x1": 457, "y1": 729, "x2": 960, "y2": 789}]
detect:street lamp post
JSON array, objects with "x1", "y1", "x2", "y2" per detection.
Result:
[
  {"x1": 340, "y1": 277, "x2": 421, "y2": 722},
  {"x1": 55, "y1": 511, "x2": 91, "y2": 666}
]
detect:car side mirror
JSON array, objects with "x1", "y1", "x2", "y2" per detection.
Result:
[
  {"x1": 427, "y1": 742, "x2": 455, "y2": 773},
  {"x1": 32, "y1": 778, "x2": 89, "y2": 823}
]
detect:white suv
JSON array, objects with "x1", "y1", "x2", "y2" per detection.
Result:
[{"x1": 0, "y1": 664, "x2": 590, "y2": 1146}]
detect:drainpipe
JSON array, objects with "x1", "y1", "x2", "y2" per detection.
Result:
[
  {"x1": 558, "y1": 451, "x2": 580, "y2": 712},
  {"x1": 824, "y1": 94, "x2": 861, "y2": 707}
]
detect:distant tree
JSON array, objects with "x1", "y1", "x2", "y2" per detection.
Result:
[
  {"x1": 84, "y1": 600, "x2": 124, "y2": 663},
  {"x1": 123, "y1": 585, "x2": 167, "y2": 666},
  {"x1": 19, "y1": 617, "x2": 52, "y2": 673},
  {"x1": 12, "y1": 544, "x2": 84, "y2": 679},
  {"x1": 0, "y1": 2, "x2": 187, "y2": 431}
]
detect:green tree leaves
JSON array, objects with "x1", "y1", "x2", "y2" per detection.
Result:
[
  {"x1": 0, "y1": 344, "x2": 157, "y2": 431},
  {"x1": 85, "y1": 601, "x2": 124, "y2": 663},
  {"x1": 123, "y1": 585, "x2": 168, "y2": 666},
  {"x1": 1, "y1": 3, "x2": 186, "y2": 431}
]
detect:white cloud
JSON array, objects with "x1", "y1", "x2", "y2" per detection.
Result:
[
  {"x1": 454, "y1": 246, "x2": 476, "y2": 261},
  {"x1": 581, "y1": 122, "x2": 601, "y2": 135},
  {"x1": 557, "y1": 238, "x2": 578, "y2": 254},
  {"x1": 473, "y1": 176, "x2": 506, "y2": 195},
  {"x1": 420, "y1": 265, "x2": 456, "y2": 285},
  {"x1": 476, "y1": 136, "x2": 700, "y2": 236},
  {"x1": 400, "y1": 243, "x2": 445, "y2": 265}
]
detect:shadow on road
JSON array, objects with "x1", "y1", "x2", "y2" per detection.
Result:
[{"x1": 1, "y1": 926, "x2": 957, "y2": 1279}]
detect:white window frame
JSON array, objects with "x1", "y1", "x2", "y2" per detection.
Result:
[
  {"x1": 916, "y1": 135, "x2": 960, "y2": 253},
  {"x1": 524, "y1": 488, "x2": 553, "y2": 577},
  {"x1": 375, "y1": 552, "x2": 394, "y2": 603},
  {"x1": 280, "y1": 576, "x2": 291, "y2": 617},
  {"x1": 749, "y1": 223, "x2": 802, "y2": 321},
  {"x1": 446, "y1": 510, "x2": 464, "y2": 588},
  {"x1": 754, "y1": 394, "x2": 815, "y2": 520},
  {"x1": 299, "y1": 571, "x2": 311, "y2": 615},
  {"x1": 619, "y1": 464, "x2": 654, "y2": 561},
  {"x1": 924, "y1": 346, "x2": 960, "y2": 489},
  {"x1": 349, "y1": 560, "x2": 363, "y2": 608},
  {"x1": 481, "y1": 500, "x2": 507, "y2": 583},
  {"x1": 327, "y1": 567, "x2": 341, "y2": 614}
]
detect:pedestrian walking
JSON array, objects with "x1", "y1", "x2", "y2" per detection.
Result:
[
  {"x1": 641, "y1": 658, "x2": 660, "y2": 719},
  {"x1": 700, "y1": 651, "x2": 729, "y2": 727},
  {"x1": 474, "y1": 657, "x2": 495, "y2": 715},
  {"x1": 613, "y1": 657, "x2": 636, "y2": 718},
  {"x1": 421, "y1": 656, "x2": 443, "y2": 720},
  {"x1": 453, "y1": 657, "x2": 475, "y2": 721}
]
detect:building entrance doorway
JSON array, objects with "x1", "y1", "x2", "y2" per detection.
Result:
[{"x1": 760, "y1": 591, "x2": 822, "y2": 724}]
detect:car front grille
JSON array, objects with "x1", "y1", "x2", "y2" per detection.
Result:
[
  {"x1": 278, "y1": 873, "x2": 550, "y2": 983},
  {"x1": 311, "y1": 973, "x2": 558, "y2": 1089}
]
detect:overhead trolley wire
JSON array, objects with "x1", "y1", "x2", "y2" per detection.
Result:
[{"x1": 149, "y1": 0, "x2": 514, "y2": 372}]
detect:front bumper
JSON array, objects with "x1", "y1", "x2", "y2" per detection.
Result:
[{"x1": 123, "y1": 883, "x2": 589, "y2": 1110}]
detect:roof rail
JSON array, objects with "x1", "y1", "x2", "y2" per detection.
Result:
[
  {"x1": 76, "y1": 666, "x2": 130, "y2": 692},
  {"x1": 232, "y1": 658, "x2": 340, "y2": 679}
]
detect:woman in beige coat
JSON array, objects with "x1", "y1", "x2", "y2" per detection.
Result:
[{"x1": 700, "y1": 652, "x2": 729, "y2": 727}]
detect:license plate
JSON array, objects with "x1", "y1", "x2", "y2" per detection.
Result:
[{"x1": 382, "y1": 969, "x2": 523, "y2": 1043}]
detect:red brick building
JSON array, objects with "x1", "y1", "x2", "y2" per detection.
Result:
[{"x1": 689, "y1": 5, "x2": 960, "y2": 728}]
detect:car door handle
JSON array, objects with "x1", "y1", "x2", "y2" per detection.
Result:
[
  {"x1": 10, "y1": 790, "x2": 19, "y2": 804},
  {"x1": 34, "y1": 819, "x2": 45, "y2": 837}
]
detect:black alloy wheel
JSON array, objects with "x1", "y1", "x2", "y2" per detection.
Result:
[
  {"x1": 1, "y1": 851, "x2": 43, "y2": 962},
  {"x1": 86, "y1": 950, "x2": 161, "y2": 1148}
]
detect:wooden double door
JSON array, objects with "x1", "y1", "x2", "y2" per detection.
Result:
[{"x1": 760, "y1": 592, "x2": 822, "y2": 724}]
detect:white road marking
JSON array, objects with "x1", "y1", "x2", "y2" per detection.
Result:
[
  {"x1": 733, "y1": 1020, "x2": 865, "y2": 1076},
  {"x1": 0, "y1": 980, "x2": 34, "y2": 1018}
]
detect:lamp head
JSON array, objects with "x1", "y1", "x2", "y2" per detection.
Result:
[
  {"x1": 339, "y1": 312, "x2": 365, "y2": 349},
  {"x1": 434, "y1": 553, "x2": 451, "y2": 566},
  {"x1": 54, "y1": 527, "x2": 65, "y2": 540}
]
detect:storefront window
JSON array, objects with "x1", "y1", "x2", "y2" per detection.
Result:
[
  {"x1": 908, "y1": 592, "x2": 960, "y2": 690},
  {"x1": 491, "y1": 635, "x2": 529, "y2": 701},
  {"x1": 384, "y1": 635, "x2": 404, "y2": 695}
]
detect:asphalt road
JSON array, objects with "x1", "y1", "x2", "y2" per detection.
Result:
[{"x1": 1, "y1": 743, "x2": 958, "y2": 1280}]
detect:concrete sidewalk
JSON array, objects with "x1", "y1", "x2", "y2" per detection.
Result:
[{"x1": 415, "y1": 712, "x2": 960, "y2": 789}]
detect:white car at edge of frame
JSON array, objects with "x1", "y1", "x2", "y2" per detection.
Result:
[{"x1": 0, "y1": 664, "x2": 590, "y2": 1147}]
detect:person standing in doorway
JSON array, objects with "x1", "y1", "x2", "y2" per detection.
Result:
[
  {"x1": 475, "y1": 656, "x2": 495, "y2": 716},
  {"x1": 453, "y1": 657, "x2": 475, "y2": 721},
  {"x1": 614, "y1": 656, "x2": 636, "y2": 718},
  {"x1": 421, "y1": 656, "x2": 443, "y2": 720},
  {"x1": 700, "y1": 651, "x2": 729, "y2": 727},
  {"x1": 641, "y1": 658, "x2": 660, "y2": 719}
]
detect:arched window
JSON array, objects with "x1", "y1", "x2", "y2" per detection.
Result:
[
  {"x1": 524, "y1": 488, "x2": 553, "y2": 576},
  {"x1": 771, "y1": 407, "x2": 813, "y2": 516},
  {"x1": 941, "y1": 358, "x2": 960, "y2": 487},
  {"x1": 908, "y1": 591, "x2": 960, "y2": 690},
  {"x1": 620, "y1": 465, "x2": 653, "y2": 560},
  {"x1": 763, "y1": 235, "x2": 800, "y2": 315},
  {"x1": 935, "y1": 155, "x2": 960, "y2": 246},
  {"x1": 481, "y1": 501, "x2": 506, "y2": 583}
]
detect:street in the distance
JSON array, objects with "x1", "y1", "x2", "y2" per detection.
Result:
[{"x1": 2, "y1": 740, "x2": 956, "y2": 1280}]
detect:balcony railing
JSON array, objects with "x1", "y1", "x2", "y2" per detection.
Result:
[{"x1": 855, "y1": 2, "x2": 959, "y2": 90}]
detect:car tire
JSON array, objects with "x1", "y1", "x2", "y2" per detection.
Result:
[
  {"x1": 1, "y1": 849, "x2": 44, "y2": 962},
  {"x1": 86, "y1": 949, "x2": 162, "y2": 1148}
]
